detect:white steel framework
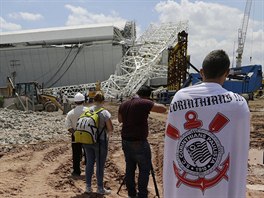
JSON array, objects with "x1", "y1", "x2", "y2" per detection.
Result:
[{"x1": 45, "y1": 21, "x2": 188, "y2": 99}]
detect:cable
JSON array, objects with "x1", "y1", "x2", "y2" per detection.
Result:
[
  {"x1": 45, "y1": 46, "x2": 74, "y2": 87},
  {"x1": 34, "y1": 46, "x2": 74, "y2": 83},
  {"x1": 47, "y1": 46, "x2": 83, "y2": 88}
]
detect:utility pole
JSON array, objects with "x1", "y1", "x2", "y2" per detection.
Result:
[{"x1": 10, "y1": 59, "x2": 20, "y2": 84}]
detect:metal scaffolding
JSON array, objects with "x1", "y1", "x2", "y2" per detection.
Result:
[
  {"x1": 45, "y1": 21, "x2": 188, "y2": 99},
  {"x1": 167, "y1": 31, "x2": 188, "y2": 91}
]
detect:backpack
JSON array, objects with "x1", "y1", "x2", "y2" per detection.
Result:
[{"x1": 74, "y1": 108, "x2": 104, "y2": 144}]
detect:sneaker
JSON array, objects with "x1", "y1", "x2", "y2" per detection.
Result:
[
  {"x1": 97, "y1": 187, "x2": 111, "y2": 195},
  {"x1": 85, "y1": 187, "x2": 93, "y2": 194}
]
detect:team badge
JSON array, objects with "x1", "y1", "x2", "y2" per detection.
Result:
[
  {"x1": 166, "y1": 110, "x2": 230, "y2": 192},
  {"x1": 176, "y1": 128, "x2": 224, "y2": 177}
]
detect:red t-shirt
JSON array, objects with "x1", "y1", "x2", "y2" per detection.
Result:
[{"x1": 118, "y1": 96, "x2": 154, "y2": 141}]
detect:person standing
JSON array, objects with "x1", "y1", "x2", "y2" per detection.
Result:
[
  {"x1": 62, "y1": 92, "x2": 68, "y2": 115},
  {"x1": 83, "y1": 92, "x2": 113, "y2": 195},
  {"x1": 65, "y1": 92, "x2": 88, "y2": 176},
  {"x1": 58, "y1": 90, "x2": 63, "y2": 104},
  {"x1": 118, "y1": 85, "x2": 166, "y2": 198},
  {"x1": 163, "y1": 49, "x2": 250, "y2": 198}
]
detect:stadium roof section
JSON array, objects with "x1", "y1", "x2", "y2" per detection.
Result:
[{"x1": 0, "y1": 23, "x2": 124, "y2": 46}]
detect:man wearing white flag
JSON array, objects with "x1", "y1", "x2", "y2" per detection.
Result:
[{"x1": 163, "y1": 49, "x2": 250, "y2": 198}]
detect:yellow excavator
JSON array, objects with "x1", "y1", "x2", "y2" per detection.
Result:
[
  {"x1": 87, "y1": 81, "x2": 102, "y2": 102},
  {"x1": 0, "y1": 77, "x2": 63, "y2": 112}
]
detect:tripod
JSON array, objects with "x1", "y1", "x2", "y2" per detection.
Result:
[{"x1": 117, "y1": 163, "x2": 160, "y2": 198}]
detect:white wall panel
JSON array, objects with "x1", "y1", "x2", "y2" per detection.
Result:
[
  {"x1": 20, "y1": 50, "x2": 30, "y2": 83},
  {"x1": 93, "y1": 45, "x2": 104, "y2": 81},
  {"x1": 0, "y1": 51, "x2": 9, "y2": 86},
  {"x1": 0, "y1": 44, "x2": 122, "y2": 88},
  {"x1": 103, "y1": 45, "x2": 114, "y2": 78}
]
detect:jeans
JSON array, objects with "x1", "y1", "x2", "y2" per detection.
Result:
[
  {"x1": 83, "y1": 140, "x2": 108, "y2": 188},
  {"x1": 122, "y1": 140, "x2": 151, "y2": 198}
]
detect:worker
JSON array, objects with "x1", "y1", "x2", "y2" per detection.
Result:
[
  {"x1": 58, "y1": 90, "x2": 63, "y2": 104},
  {"x1": 65, "y1": 92, "x2": 88, "y2": 176},
  {"x1": 62, "y1": 92, "x2": 68, "y2": 115},
  {"x1": 120, "y1": 93, "x2": 123, "y2": 103},
  {"x1": 84, "y1": 91, "x2": 88, "y2": 104},
  {"x1": 163, "y1": 50, "x2": 250, "y2": 198},
  {"x1": 83, "y1": 91, "x2": 113, "y2": 195},
  {"x1": 118, "y1": 85, "x2": 167, "y2": 198}
]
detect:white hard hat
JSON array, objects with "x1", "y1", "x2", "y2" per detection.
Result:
[{"x1": 74, "y1": 92, "x2": 85, "y2": 102}]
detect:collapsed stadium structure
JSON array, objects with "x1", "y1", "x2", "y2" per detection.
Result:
[{"x1": 0, "y1": 21, "x2": 188, "y2": 98}]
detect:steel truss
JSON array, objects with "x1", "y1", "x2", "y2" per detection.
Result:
[{"x1": 44, "y1": 21, "x2": 188, "y2": 99}]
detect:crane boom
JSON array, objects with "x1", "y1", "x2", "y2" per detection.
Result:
[{"x1": 236, "y1": 0, "x2": 252, "y2": 67}]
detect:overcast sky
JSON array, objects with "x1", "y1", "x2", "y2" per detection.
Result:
[{"x1": 0, "y1": 0, "x2": 263, "y2": 69}]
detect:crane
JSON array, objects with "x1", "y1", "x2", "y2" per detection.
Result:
[{"x1": 236, "y1": 0, "x2": 252, "y2": 67}]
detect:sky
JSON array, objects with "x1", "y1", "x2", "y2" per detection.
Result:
[{"x1": 0, "y1": 0, "x2": 263, "y2": 69}]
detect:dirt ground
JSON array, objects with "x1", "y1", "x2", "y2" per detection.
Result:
[{"x1": 0, "y1": 98, "x2": 263, "y2": 198}]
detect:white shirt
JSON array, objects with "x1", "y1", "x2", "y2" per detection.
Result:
[
  {"x1": 62, "y1": 95, "x2": 67, "y2": 104},
  {"x1": 163, "y1": 82, "x2": 250, "y2": 198},
  {"x1": 65, "y1": 105, "x2": 89, "y2": 130}
]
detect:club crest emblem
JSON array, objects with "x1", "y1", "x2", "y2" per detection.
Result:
[{"x1": 166, "y1": 110, "x2": 230, "y2": 192}]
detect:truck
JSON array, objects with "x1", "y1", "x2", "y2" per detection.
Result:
[
  {"x1": 0, "y1": 77, "x2": 63, "y2": 112},
  {"x1": 254, "y1": 79, "x2": 264, "y2": 98},
  {"x1": 157, "y1": 64, "x2": 263, "y2": 104}
]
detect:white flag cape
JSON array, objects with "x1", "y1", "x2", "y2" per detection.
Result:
[{"x1": 163, "y1": 82, "x2": 250, "y2": 198}]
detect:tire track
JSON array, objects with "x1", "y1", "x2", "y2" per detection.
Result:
[
  {"x1": 0, "y1": 142, "x2": 75, "y2": 197},
  {"x1": 18, "y1": 143, "x2": 72, "y2": 197}
]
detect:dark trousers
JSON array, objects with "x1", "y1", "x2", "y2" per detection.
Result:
[
  {"x1": 122, "y1": 140, "x2": 151, "y2": 198},
  {"x1": 63, "y1": 103, "x2": 67, "y2": 115},
  {"x1": 72, "y1": 134, "x2": 85, "y2": 175}
]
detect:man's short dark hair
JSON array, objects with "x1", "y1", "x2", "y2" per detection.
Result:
[
  {"x1": 202, "y1": 49, "x2": 230, "y2": 79},
  {"x1": 137, "y1": 85, "x2": 152, "y2": 98}
]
